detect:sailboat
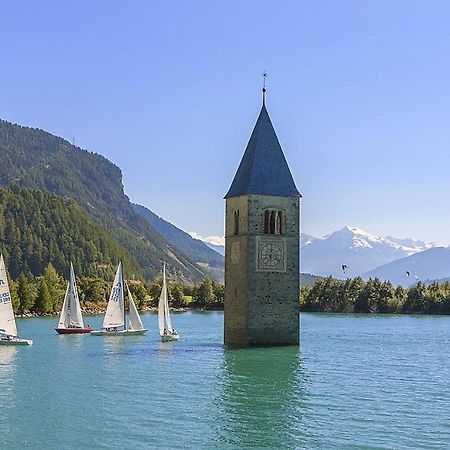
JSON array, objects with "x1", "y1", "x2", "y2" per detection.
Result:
[
  {"x1": 91, "y1": 261, "x2": 147, "y2": 336},
  {"x1": 158, "y1": 263, "x2": 179, "y2": 341},
  {"x1": 55, "y1": 263, "x2": 92, "y2": 334},
  {"x1": 0, "y1": 254, "x2": 32, "y2": 346}
]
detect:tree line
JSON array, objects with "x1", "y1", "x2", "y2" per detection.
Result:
[
  {"x1": 9, "y1": 265, "x2": 450, "y2": 316},
  {"x1": 301, "y1": 276, "x2": 450, "y2": 314},
  {"x1": 8, "y1": 263, "x2": 224, "y2": 315}
]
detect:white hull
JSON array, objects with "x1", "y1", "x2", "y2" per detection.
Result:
[
  {"x1": 91, "y1": 329, "x2": 147, "y2": 336},
  {"x1": 0, "y1": 337, "x2": 33, "y2": 346},
  {"x1": 160, "y1": 333, "x2": 180, "y2": 342}
]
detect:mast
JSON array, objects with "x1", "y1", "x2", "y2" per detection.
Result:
[{"x1": 121, "y1": 261, "x2": 126, "y2": 331}]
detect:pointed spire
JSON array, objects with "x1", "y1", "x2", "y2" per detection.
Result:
[
  {"x1": 225, "y1": 99, "x2": 301, "y2": 199},
  {"x1": 262, "y1": 71, "x2": 268, "y2": 106}
]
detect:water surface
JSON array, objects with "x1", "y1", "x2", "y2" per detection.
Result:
[{"x1": 0, "y1": 312, "x2": 449, "y2": 449}]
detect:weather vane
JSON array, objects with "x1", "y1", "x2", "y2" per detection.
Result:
[{"x1": 262, "y1": 71, "x2": 268, "y2": 105}]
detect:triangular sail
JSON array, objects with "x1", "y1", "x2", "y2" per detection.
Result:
[
  {"x1": 102, "y1": 262, "x2": 125, "y2": 329},
  {"x1": 164, "y1": 280, "x2": 173, "y2": 331},
  {"x1": 127, "y1": 285, "x2": 144, "y2": 331},
  {"x1": 0, "y1": 255, "x2": 18, "y2": 337},
  {"x1": 68, "y1": 263, "x2": 84, "y2": 327},
  {"x1": 57, "y1": 282, "x2": 70, "y2": 329},
  {"x1": 158, "y1": 264, "x2": 167, "y2": 335},
  {"x1": 158, "y1": 263, "x2": 174, "y2": 335}
]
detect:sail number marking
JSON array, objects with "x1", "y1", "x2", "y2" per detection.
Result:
[
  {"x1": 111, "y1": 282, "x2": 122, "y2": 302},
  {"x1": 0, "y1": 292, "x2": 11, "y2": 304}
]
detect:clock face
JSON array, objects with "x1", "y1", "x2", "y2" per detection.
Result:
[
  {"x1": 256, "y1": 237, "x2": 286, "y2": 272},
  {"x1": 259, "y1": 243, "x2": 282, "y2": 267}
]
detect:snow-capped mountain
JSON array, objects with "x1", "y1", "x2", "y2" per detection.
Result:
[
  {"x1": 189, "y1": 225, "x2": 441, "y2": 280},
  {"x1": 385, "y1": 236, "x2": 437, "y2": 254},
  {"x1": 301, "y1": 226, "x2": 437, "y2": 278}
]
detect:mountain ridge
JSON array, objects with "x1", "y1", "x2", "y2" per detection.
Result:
[
  {"x1": 301, "y1": 225, "x2": 438, "y2": 278},
  {"x1": 133, "y1": 203, "x2": 224, "y2": 281},
  {"x1": 362, "y1": 247, "x2": 450, "y2": 287},
  {"x1": 0, "y1": 119, "x2": 205, "y2": 282}
]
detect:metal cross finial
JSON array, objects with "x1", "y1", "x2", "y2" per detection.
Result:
[{"x1": 261, "y1": 71, "x2": 268, "y2": 106}]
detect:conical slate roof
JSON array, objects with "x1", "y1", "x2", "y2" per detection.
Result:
[{"x1": 224, "y1": 104, "x2": 301, "y2": 199}]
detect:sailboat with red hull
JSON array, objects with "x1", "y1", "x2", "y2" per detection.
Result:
[{"x1": 55, "y1": 263, "x2": 92, "y2": 334}]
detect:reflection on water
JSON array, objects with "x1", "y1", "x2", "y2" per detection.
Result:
[
  {"x1": 0, "y1": 346, "x2": 17, "y2": 369},
  {"x1": 216, "y1": 346, "x2": 308, "y2": 448},
  {"x1": 0, "y1": 346, "x2": 17, "y2": 445}
]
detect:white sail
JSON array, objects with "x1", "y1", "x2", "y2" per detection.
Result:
[
  {"x1": 158, "y1": 263, "x2": 175, "y2": 335},
  {"x1": 57, "y1": 282, "x2": 70, "y2": 329},
  {"x1": 158, "y1": 264, "x2": 167, "y2": 335},
  {"x1": 0, "y1": 255, "x2": 18, "y2": 337},
  {"x1": 127, "y1": 285, "x2": 144, "y2": 331},
  {"x1": 68, "y1": 263, "x2": 84, "y2": 327},
  {"x1": 164, "y1": 279, "x2": 173, "y2": 332},
  {"x1": 102, "y1": 262, "x2": 125, "y2": 330}
]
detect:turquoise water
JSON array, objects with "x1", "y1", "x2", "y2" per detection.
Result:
[{"x1": 1, "y1": 312, "x2": 450, "y2": 449}]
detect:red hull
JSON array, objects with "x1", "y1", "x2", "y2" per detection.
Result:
[{"x1": 55, "y1": 327, "x2": 92, "y2": 334}]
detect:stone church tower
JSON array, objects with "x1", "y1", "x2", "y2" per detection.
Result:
[{"x1": 224, "y1": 91, "x2": 301, "y2": 346}]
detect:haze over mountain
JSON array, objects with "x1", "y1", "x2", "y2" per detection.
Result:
[
  {"x1": 362, "y1": 247, "x2": 450, "y2": 287},
  {"x1": 301, "y1": 226, "x2": 437, "y2": 278},
  {"x1": 188, "y1": 233, "x2": 225, "y2": 256},
  {"x1": 133, "y1": 204, "x2": 224, "y2": 281}
]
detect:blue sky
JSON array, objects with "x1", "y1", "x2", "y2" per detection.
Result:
[{"x1": 1, "y1": 1, "x2": 450, "y2": 244}]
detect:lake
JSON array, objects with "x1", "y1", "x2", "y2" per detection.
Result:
[{"x1": 1, "y1": 312, "x2": 449, "y2": 449}]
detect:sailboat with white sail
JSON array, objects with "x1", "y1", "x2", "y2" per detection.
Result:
[
  {"x1": 55, "y1": 263, "x2": 92, "y2": 334},
  {"x1": 91, "y1": 261, "x2": 147, "y2": 336},
  {"x1": 0, "y1": 254, "x2": 32, "y2": 346},
  {"x1": 158, "y1": 262, "x2": 179, "y2": 341}
]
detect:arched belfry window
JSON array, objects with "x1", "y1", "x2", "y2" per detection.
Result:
[
  {"x1": 264, "y1": 210, "x2": 270, "y2": 233},
  {"x1": 233, "y1": 210, "x2": 240, "y2": 235},
  {"x1": 275, "y1": 211, "x2": 282, "y2": 234},
  {"x1": 264, "y1": 209, "x2": 284, "y2": 235}
]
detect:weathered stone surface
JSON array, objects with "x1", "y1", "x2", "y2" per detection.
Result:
[{"x1": 224, "y1": 194, "x2": 300, "y2": 346}]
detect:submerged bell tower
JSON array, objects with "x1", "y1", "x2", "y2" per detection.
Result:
[{"x1": 224, "y1": 83, "x2": 301, "y2": 346}]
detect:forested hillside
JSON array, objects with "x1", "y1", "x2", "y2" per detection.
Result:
[
  {"x1": 0, "y1": 119, "x2": 204, "y2": 281},
  {"x1": 133, "y1": 203, "x2": 224, "y2": 280},
  {"x1": 0, "y1": 187, "x2": 142, "y2": 279}
]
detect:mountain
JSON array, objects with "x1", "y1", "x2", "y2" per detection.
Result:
[
  {"x1": 301, "y1": 226, "x2": 435, "y2": 278},
  {"x1": 362, "y1": 247, "x2": 450, "y2": 287},
  {"x1": 0, "y1": 119, "x2": 204, "y2": 282},
  {"x1": 204, "y1": 242, "x2": 225, "y2": 256},
  {"x1": 133, "y1": 204, "x2": 224, "y2": 281},
  {"x1": 385, "y1": 236, "x2": 436, "y2": 253},
  {"x1": 0, "y1": 187, "x2": 141, "y2": 279},
  {"x1": 188, "y1": 232, "x2": 225, "y2": 256},
  {"x1": 301, "y1": 273, "x2": 323, "y2": 287}
]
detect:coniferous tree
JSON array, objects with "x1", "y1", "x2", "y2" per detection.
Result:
[
  {"x1": 17, "y1": 273, "x2": 33, "y2": 313},
  {"x1": 169, "y1": 283, "x2": 185, "y2": 308},
  {"x1": 42, "y1": 263, "x2": 65, "y2": 312},
  {"x1": 35, "y1": 279, "x2": 52, "y2": 314},
  {"x1": 129, "y1": 282, "x2": 148, "y2": 310}
]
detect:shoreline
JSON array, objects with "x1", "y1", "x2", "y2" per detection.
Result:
[
  {"x1": 16, "y1": 305, "x2": 224, "y2": 318},
  {"x1": 16, "y1": 307, "x2": 450, "y2": 319}
]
